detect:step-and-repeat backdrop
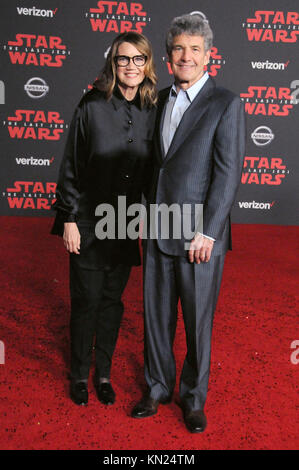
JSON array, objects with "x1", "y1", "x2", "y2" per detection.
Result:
[{"x1": 0, "y1": 0, "x2": 298, "y2": 225}]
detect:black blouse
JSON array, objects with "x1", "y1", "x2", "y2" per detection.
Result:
[{"x1": 51, "y1": 86, "x2": 156, "y2": 267}]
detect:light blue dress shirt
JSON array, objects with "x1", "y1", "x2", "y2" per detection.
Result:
[
  {"x1": 162, "y1": 71, "x2": 209, "y2": 155},
  {"x1": 162, "y1": 72, "x2": 215, "y2": 241}
]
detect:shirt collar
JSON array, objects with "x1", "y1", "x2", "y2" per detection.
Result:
[
  {"x1": 111, "y1": 85, "x2": 142, "y2": 110},
  {"x1": 170, "y1": 71, "x2": 209, "y2": 102}
]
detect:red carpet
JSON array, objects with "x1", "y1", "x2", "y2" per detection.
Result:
[{"x1": 0, "y1": 216, "x2": 298, "y2": 450}]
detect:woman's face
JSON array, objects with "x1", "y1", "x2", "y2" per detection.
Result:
[{"x1": 115, "y1": 41, "x2": 146, "y2": 93}]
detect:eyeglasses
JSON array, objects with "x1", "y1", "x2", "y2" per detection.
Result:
[{"x1": 114, "y1": 55, "x2": 147, "y2": 67}]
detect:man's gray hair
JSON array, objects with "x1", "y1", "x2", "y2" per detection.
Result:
[{"x1": 166, "y1": 13, "x2": 213, "y2": 55}]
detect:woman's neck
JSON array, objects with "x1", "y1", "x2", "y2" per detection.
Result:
[{"x1": 117, "y1": 84, "x2": 138, "y2": 101}]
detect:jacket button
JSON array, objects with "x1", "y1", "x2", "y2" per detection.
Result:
[
  {"x1": 128, "y1": 120, "x2": 132, "y2": 125},
  {"x1": 128, "y1": 138, "x2": 133, "y2": 143},
  {"x1": 124, "y1": 174, "x2": 130, "y2": 179}
]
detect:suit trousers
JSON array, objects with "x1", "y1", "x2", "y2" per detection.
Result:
[
  {"x1": 143, "y1": 239, "x2": 226, "y2": 410},
  {"x1": 69, "y1": 255, "x2": 131, "y2": 381}
]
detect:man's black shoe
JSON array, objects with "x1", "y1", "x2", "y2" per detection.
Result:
[
  {"x1": 95, "y1": 382, "x2": 116, "y2": 405},
  {"x1": 70, "y1": 381, "x2": 88, "y2": 406},
  {"x1": 182, "y1": 407, "x2": 207, "y2": 433},
  {"x1": 131, "y1": 395, "x2": 171, "y2": 418}
]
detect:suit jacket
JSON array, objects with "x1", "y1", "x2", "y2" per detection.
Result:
[{"x1": 147, "y1": 77, "x2": 246, "y2": 257}]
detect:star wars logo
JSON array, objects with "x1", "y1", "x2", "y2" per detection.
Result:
[
  {"x1": 164, "y1": 46, "x2": 225, "y2": 78},
  {"x1": 3, "y1": 181, "x2": 56, "y2": 210},
  {"x1": 240, "y1": 86, "x2": 297, "y2": 116},
  {"x1": 243, "y1": 11, "x2": 299, "y2": 43},
  {"x1": 3, "y1": 110, "x2": 67, "y2": 141},
  {"x1": 242, "y1": 156, "x2": 289, "y2": 185},
  {"x1": 85, "y1": 1, "x2": 150, "y2": 33},
  {"x1": 4, "y1": 34, "x2": 70, "y2": 67}
]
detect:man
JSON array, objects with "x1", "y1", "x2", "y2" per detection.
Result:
[{"x1": 131, "y1": 14, "x2": 246, "y2": 433}]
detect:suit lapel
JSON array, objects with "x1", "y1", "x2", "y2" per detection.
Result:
[
  {"x1": 163, "y1": 78, "x2": 215, "y2": 164},
  {"x1": 159, "y1": 102, "x2": 167, "y2": 161},
  {"x1": 154, "y1": 88, "x2": 169, "y2": 164}
]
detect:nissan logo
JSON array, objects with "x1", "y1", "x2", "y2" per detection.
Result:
[
  {"x1": 24, "y1": 77, "x2": 49, "y2": 99},
  {"x1": 251, "y1": 126, "x2": 275, "y2": 146}
]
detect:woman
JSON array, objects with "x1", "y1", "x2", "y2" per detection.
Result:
[{"x1": 51, "y1": 32, "x2": 157, "y2": 406}]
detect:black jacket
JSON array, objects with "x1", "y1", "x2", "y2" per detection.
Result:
[{"x1": 51, "y1": 86, "x2": 156, "y2": 267}]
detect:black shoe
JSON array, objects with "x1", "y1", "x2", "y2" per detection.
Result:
[
  {"x1": 70, "y1": 381, "x2": 88, "y2": 406},
  {"x1": 131, "y1": 395, "x2": 171, "y2": 419},
  {"x1": 95, "y1": 381, "x2": 116, "y2": 405},
  {"x1": 182, "y1": 406, "x2": 207, "y2": 433}
]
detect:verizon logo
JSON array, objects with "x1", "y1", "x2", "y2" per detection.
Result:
[
  {"x1": 16, "y1": 156, "x2": 54, "y2": 166},
  {"x1": 251, "y1": 60, "x2": 290, "y2": 70},
  {"x1": 16, "y1": 6, "x2": 58, "y2": 17},
  {"x1": 239, "y1": 200, "x2": 275, "y2": 210}
]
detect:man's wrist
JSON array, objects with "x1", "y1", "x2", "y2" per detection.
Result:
[{"x1": 196, "y1": 232, "x2": 215, "y2": 242}]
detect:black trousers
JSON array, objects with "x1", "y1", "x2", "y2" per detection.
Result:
[
  {"x1": 143, "y1": 239, "x2": 226, "y2": 410},
  {"x1": 69, "y1": 255, "x2": 131, "y2": 381}
]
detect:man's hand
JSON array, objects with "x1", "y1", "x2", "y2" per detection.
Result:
[
  {"x1": 63, "y1": 222, "x2": 81, "y2": 254},
  {"x1": 188, "y1": 233, "x2": 214, "y2": 264}
]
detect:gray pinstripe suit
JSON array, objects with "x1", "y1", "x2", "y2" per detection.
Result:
[{"x1": 143, "y1": 77, "x2": 246, "y2": 410}]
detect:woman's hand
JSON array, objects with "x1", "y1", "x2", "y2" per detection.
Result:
[{"x1": 63, "y1": 222, "x2": 81, "y2": 254}]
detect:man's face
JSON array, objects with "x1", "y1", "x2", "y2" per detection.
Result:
[{"x1": 169, "y1": 34, "x2": 210, "y2": 90}]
